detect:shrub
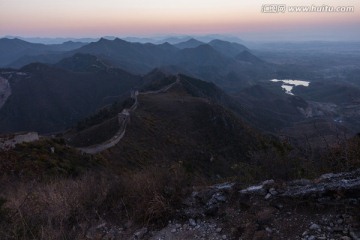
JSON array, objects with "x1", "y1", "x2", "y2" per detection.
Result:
[
  {"x1": 119, "y1": 164, "x2": 190, "y2": 224},
  {"x1": 0, "y1": 163, "x2": 191, "y2": 239}
]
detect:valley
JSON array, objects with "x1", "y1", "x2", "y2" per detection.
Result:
[{"x1": 0, "y1": 36, "x2": 359, "y2": 240}]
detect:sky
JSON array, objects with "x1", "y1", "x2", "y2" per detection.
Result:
[{"x1": 0, "y1": 0, "x2": 359, "y2": 41}]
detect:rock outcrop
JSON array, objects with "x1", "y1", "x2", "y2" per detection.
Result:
[
  {"x1": 83, "y1": 169, "x2": 360, "y2": 239},
  {"x1": 148, "y1": 169, "x2": 360, "y2": 240},
  {"x1": 0, "y1": 132, "x2": 39, "y2": 150}
]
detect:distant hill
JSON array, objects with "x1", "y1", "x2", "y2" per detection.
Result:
[
  {"x1": 0, "y1": 56, "x2": 141, "y2": 133},
  {"x1": 175, "y1": 44, "x2": 232, "y2": 67},
  {"x1": 71, "y1": 38, "x2": 178, "y2": 73},
  {"x1": 208, "y1": 39, "x2": 249, "y2": 57},
  {"x1": 232, "y1": 80, "x2": 360, "y2": 140},
  {"x1": 158, "y1": 36, "x2": 193, "y2": 44},
  {"x1": 293, "y1": 80, "x2": 360, "y2": 134},
  {"x1": 174, "y1": 38, "x2": 205, "y2": 49},
  {"x1": 0, "y1": 38, "x2": 86, "y2": 67},
  {"x1": 5, "y1": 38, "x2": 272, "y2": 92},
  {"x1": 171, "y1": 44, "x2": 249, "y2": 89},
  {"x1": 141, "y1": 72, "x2": 249, "y2": 118},
  {"x1": 70, "y1": 39, "x2": 271, "y2": 91},
  {"x1": 7, "y1": 52, "x2": 67, "y2": 69},
  {"x1": 234, "y1": 83, "x2": 309, "y2": 131},
  {"x1": 4, "y1": 36, "x2": 98, "y2": 44},
  {"x1": 294, "y1": 80, "x2": 360, "y2": 105}
]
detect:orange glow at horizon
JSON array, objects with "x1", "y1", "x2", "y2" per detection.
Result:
[{"x1": 0, "y1": 0, "x2": 359, "y2": 39}]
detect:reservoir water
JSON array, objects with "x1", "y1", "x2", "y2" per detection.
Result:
[{"x1": 270, "y1": 79, "x2": 310, "y2": 95}]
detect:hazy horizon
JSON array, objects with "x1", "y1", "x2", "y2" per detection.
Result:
[{"x1": 1, "y1": 0, "x2": 359, "y2": 41}]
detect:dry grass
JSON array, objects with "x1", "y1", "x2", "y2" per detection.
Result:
[
  {"x1": 0, "y1": 172, "x2": 111, "y2": 239},
  {"x1": 120, "y1": 163, "x2": 190, "y2": 224},
  {"x1": 0, "y1": 163, "x2": 191, "y2": 239}
]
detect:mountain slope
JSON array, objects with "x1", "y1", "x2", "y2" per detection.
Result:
[
  {"x1": 0, "y1": 38, "x2": 86, "y2": 67},
  {"x1": 72, "y1": 38, "x2": 179, "y2": 73},
  {"x1": 233, "y1": 84, "x2": 309, "y2": 131},
  {"x1": 5, "y1": 38, "x2": 274, "y2": 92},
  {"x1": 68, "y1": 73, "x2": 267, "y2": 178},
  {"x1": 174, "y1": 44, "x2": 233, "y2": 67},
  {"x1": 0, "y1": 57, "x2": 141, "y2": 133},
  {"x1": 105, "y1": 88, "x2": 262, "y2": 177},
  {"x1": 55, "y1": 53, "x2": 113, "y2": 72},
  {"x1": 72, "y1": 39, "x2": 272, "y2": 90},
  {"x1": 208, "y1": 39, "x2": 249, "y2": 57},
  {"x1": 235, "y1": 50, "x2": 265, "y2": 64},
  {"x1": 174, "y1": 38, "x2": 205, "y2": 49}
]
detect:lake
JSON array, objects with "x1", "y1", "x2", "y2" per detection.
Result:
[{"x1": 270, "y1": 79, "x2": 310, "y2": 95}]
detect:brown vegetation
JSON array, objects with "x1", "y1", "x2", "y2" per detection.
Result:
[
  {"x1": 0, "y1": 160, "x2": 192, "y2": 239},
  {"x1": 0, "y1": 133, "x2": 359, "y2": 239}
]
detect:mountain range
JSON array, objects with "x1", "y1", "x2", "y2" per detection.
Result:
[
  {"x1": 0, "y1": 37, "x2": 273, "y2": 92},
  {"x1": 0, "y1": 54, "x2": 141, "y2": 133},
  {"x1": 1, "y1": 35, "x2": 360, "y2": 240},
  {"x1": 0, "y1": 38, "x2": 86, "y2": 66},
  {"x1": 0, "y1": 37, "x2": 359, "y2": 141}
]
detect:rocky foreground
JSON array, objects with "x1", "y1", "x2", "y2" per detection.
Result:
[{"x1": 86, "y1": 169, "x2": 360, "y2": 240}]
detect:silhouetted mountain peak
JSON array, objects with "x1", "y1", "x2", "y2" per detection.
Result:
[
  {"x1": 179, "y1": 44, "x2": 226, "y2": 58},
  {"x1": 113, "y1": 37, "x2": 129, "y2": 44},
  {"x1": 174, "y1": 38, "x2": 205, "y2": 49},
  {"x1": 98, "y1": 37, "x2": 110, "y2": 43},
  {"x1": 140, "y1": 68, "x2": 174, "y2": 88},
  {"x1": 0, "y1": 37, "x2": 42, "y2": 49},
  {"x1": 63, "y1": 40, "x2": 75, "y2": 44},
  {"x1": 1, "y1": 37, "x2": 26, "y2": 43},
  {"x1": 208, "y1": 39, "x2": 249, "y2": 57},
  {"x1": 208, "y1": 39, "x2": 227, "y2": 44},
  {"x1": 61, "y1": 40, "x2": 83, "y2": 45},
  {"x1": 209, "y1": 38, "x2": 247, "y2": 46},
  {"x1": 187, "y1": 38, "x2": 202, "y2": 43}
]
